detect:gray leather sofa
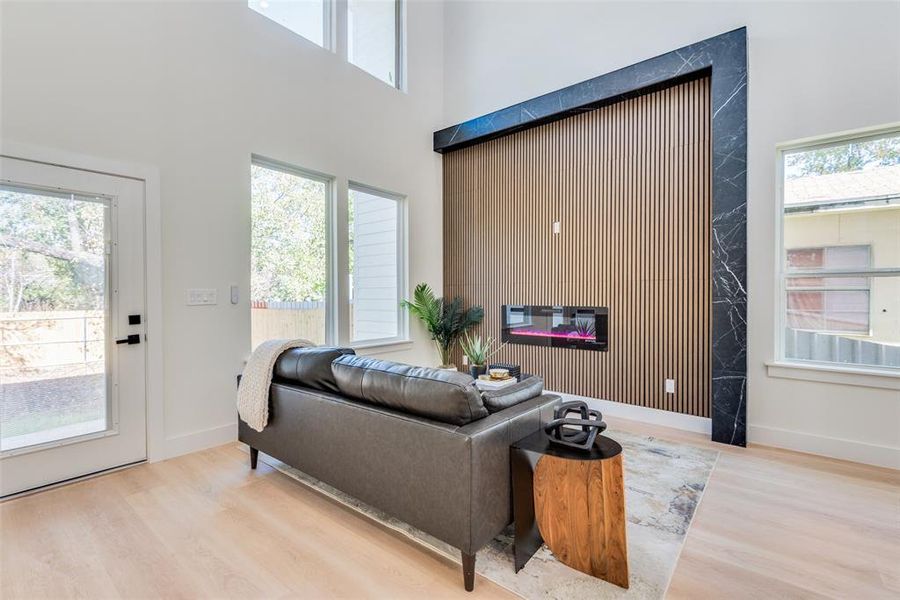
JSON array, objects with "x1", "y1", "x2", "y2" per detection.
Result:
[{"x1": 238, "y1": 348, "x2": 560, "y2": 591}]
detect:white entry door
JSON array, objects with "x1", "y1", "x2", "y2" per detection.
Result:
[{"x1": 0, "y1": 156, "x2": 147, "y2": 497}]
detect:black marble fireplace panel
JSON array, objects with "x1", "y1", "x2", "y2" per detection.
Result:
[{"x1": 434, "y1": 28, "x2": 748, "y2": 447}]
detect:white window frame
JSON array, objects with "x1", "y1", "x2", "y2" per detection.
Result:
[
  {"x1": 346, "y1": 0, "x2": 405, "y2": 90},
  {"x1": 250, "y1": 155, "x2": 338, "y2": 346},
  {"x1": 347, "y1": 181, "x2": 408, "y2": 347},
  {"x1": 773, "y1": 123, "x2": 900, "y2": 382}
]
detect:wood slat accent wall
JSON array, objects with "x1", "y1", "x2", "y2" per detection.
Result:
[{"x1": 443, "y1": 77, "x2": 711, "y2": 417}]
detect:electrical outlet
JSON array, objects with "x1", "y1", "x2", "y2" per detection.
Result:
[
  {"x1": 665, "y1": 379, "x2": 675, "y2": 394},
  {"x1": 552, "y1": 221, "x2": 561, "y2": 234},
  {"x1": 462, "y1": 354, "x2": 469, "y2": 366},
  {"x1": 187, "y1": 288, "x2": 217, "y2": 306}
]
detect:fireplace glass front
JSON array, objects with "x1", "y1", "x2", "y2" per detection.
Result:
[{"x1": 501, "y1": 305, "x2": 609, "y2": 351}]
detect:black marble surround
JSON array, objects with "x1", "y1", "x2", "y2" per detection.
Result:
[{"x1": 434, "y1": 28, "x2": 747, "y2": 446}]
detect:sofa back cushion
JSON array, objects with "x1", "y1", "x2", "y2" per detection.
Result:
[
  {"x1": 480, "y1": 376, "x2": 544, "y2": 413},
  {"x1": 274, "y1": 346, "x2": 356, "y2": 393},
  {"x1": 331, "y1": 355, "x2": 489, "y2": 426}
]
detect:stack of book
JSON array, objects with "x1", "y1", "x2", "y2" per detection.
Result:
[{"x1": 474, "y1": 376, "x2": 518, "y2": 391}]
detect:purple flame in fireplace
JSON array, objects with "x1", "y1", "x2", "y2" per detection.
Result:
[{"x1": 508, "y1": 329, "x2": 595, "y2": 341}]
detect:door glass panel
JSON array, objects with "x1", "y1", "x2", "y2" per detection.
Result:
[{"x1": 0, "y1": 185, "x2": 108, "y2": 452}]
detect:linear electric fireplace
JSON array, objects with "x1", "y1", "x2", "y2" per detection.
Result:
[{"x1": 501, "y1": 305, "x2": 609, "y2": 351}]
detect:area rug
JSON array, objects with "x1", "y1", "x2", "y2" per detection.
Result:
[{"x1": 252, "y1": 430, "x2": 718, "y2": 599}]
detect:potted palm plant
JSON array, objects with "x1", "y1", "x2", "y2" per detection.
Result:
[
  {"x1": 460, "y1": 333, "x2": 506, "y2": 378},
  {"x1": 402, "y1": 283, "x2": 484, "y2": 370}
]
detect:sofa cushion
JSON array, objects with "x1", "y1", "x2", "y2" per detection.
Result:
[
  {"x1": 274, "y1": 346, "x2": 356, "y2": 393},
  {"x1": 331, "y1": 355, "x2": 489, "y2": 426},
  {"x1": 481, "y1": 377, "x2": 544, "y2": 414}
]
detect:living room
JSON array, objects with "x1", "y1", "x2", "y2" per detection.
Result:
[{"x1": 1, "y1": 1, "x2": 898, "y2": 598}]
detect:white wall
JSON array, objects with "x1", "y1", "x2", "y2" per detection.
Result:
[
  {"x1": 1, "y1": 0, "x2": 445, "y2": 458},
  {"x1": 442, "y1": 1, "x2": 900, "y2": 467}
]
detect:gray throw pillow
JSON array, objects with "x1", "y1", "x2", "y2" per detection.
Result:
[{"x1": 481, "y1": 377, "x2": 544, "y2": 413}]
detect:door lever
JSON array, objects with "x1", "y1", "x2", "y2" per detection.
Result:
[{"x1": 116, "y1": 334, "x2": 141, "y2": 345}]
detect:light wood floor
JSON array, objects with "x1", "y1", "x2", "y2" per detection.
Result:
[{"x1": 1, "y1": 417, "x2": 898, "y2": 599}]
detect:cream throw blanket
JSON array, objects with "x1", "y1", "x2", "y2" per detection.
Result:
[{"x1": 237, "y1": 338, "x2": 314, "y2": 432}]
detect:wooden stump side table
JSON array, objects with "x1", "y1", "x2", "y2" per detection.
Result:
[{"x1": 511, "y1": 430, "x2": 629, "y2": 589}]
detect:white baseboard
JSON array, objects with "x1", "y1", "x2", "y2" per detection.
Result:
[
  {"x1": 547, "y1": 391, "x2": 712, "y2": 435},
  {"x1": 161, "y1": 422, "x2": 237, "y2": 461},
  {"x1": 749, "y1": 424, "x2": 900, "y2": 470}
]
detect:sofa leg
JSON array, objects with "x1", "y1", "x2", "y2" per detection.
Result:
[
  {"x1": 461, "y1": 551, "x2": 475, "y2": 592},
  {"x1": 249, "y1": 447, "x2": 259, "y2": 470}
]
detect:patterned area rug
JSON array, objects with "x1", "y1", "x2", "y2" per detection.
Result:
[{"x1": 253, "y1": 430, "x2": 718, "y2": 599}]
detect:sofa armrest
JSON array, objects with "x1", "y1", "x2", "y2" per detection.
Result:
[
  {"x1": 455, "y1": 393, "x2": 560, "y2": 552},
  {"x1": 456, "y1": 393, "x2": 561, "y2": 438}
]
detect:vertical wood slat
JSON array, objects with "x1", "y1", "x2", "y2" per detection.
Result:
[{"x1": 442, "y1": 77, "x2": 711, "y2": 417}]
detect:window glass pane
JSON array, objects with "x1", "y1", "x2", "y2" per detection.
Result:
[
  {"x1": 786, "y1": 247, "x2": 823, "y2": 269},
  {"x1": 349, "y1": 187, "x2": 399, "y2": 342},
  {"x1": 1, "y1": 185, "x2": 108, "y2": 451},
  {"x1": 248, "y1": 0, "x2": 326, "y2": 48},
  {"x1": 784, "y1": 275, "x2": 900, "y2": 368},
  {"x1": 824, "y1": 245, "x2": 869, "y2": 269},
  {"x1": 348, "y1": 0, "x2": 398, "y2": 87},
  {"x1": 782, "y1": 131, "x2": 900, "y2": 369},
  {"x1": 784, "y1": 133, "x2": 900, "y2": 270},
  {"x1": 251, "y1": 164, "x2": 328, "y2": 348},
  {"x1": 787, "y1": 288, "x2": 869, "y2": 333}
]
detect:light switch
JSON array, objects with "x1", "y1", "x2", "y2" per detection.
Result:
[
  {"x1": 230, "y1": 284, "x2": 239, "y2": 305},
  {"x1": 187, "y1": 288, "x2": 217, "y2": 306},
  {"x1": 552, "y1": 221, "x2": 561, "y2": 234}
]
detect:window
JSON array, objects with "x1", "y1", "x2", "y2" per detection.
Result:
[
  {"x1": 348, "y1": 184, "x2": 405, "y2": 343},
  {"x1": 247, "y1": 0, "x2": 403, "y2": 88},
  {"x1": 248, "y1": 0, "x2": 331, "y2": 49},
  {"x1": 779, "y1": 128, "x2": 900, "y2": 370},
  {"x1": 250, "y1": 159, "x2": 408, "y2": 350},
  {"x1": 250, "y1": 159, "x2": 332, "y2": 349},
  {"x1": 786, "y1": 246, "x2": 870, "y2": 333},
  {"x1": 348, "y1": 0, "x2": 401, "y2": 88}
]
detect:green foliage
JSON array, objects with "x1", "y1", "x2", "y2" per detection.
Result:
[
  {"x1": 251, "y1": 165, "x2": 328, "y2": 303},
  {"x1": 460, "y1": 332, "x2": 504, "y2": 366},
  {"x1": 785, "y1": 136, "x2": 900, "y2": 179},
  {"x1": 0, "y1": 189, "x2": 105, "y2": 312},
  {"x1": 402, "y1": 283, "x2": 484, "y2": 366}
]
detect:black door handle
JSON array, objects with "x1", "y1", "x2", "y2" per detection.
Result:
[{"x1": 116, "y1": 334, "x2": 141, "y2": 345}]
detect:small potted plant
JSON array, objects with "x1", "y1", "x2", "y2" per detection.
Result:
[
  {"x1": 460, "y1": 333, "x2": 506, "y2": 379},
  {"x1": 402, "y1": 283, "x2": 484, "y2": 370}
]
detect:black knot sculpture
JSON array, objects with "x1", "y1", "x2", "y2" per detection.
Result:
[{"x1": 544, "y1": 401, "x2": 607, "y2": 451}]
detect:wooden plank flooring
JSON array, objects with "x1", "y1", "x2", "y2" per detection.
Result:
[
  {"x1": 607, "y1": 417, "x2": 900, "y2": 600},
  {"x1": 2, "y1": 418, "x2": 898, "y2": 599}
]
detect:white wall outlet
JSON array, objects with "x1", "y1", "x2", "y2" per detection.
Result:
[
  {"x1": 462, "y1": 354, "x2": 469, "y2": 366},
  {"x1": 187, "y1": 288, "x2": 217, "y2": 306},
  {"x1": 665, "y1": 378, "x2": 676, "y2": 394},
  {"x1": 552, "y1": 220, "x2": 561, "y2": 234},
  {"x1": 230, "y1": 284, "x2": 239, "y2": 305}
]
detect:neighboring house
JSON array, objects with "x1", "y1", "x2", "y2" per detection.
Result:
[{"x1": 783, "y1": 164, "x2": 900, "y2": 366}]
